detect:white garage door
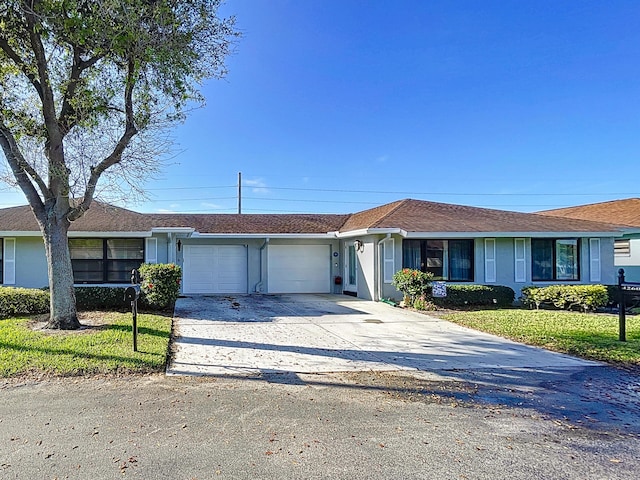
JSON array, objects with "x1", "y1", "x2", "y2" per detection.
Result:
[
  {"x1": 268, "y1": 245, "x2": 331, "y2": 293},
  {"x1": 183, "y1": 245, "x2": 247, "y2": 294}
]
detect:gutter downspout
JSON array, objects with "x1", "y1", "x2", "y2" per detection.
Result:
[
  {"x1": 376, "y1": 234, "x2": 391, "y2": 301},
  {"x1": 255, "y1": 238, "x2": 269, "y2": 293}
]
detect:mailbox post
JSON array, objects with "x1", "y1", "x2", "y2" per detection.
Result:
[
  {"x1": 125, "y1": 269, "x2": 141, "y2": 352},
  {"x1": 618, "y1": 269, "x2": 627, "y2": 343}
]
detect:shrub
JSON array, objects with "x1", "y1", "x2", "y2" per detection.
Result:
[
  {"x1": 412, "y1": 295, "x2": 436, "y2": 311},
  {"x1": 139, "y1": 263, "x2": 182, "y2": 310},
  {"x1": 0, "y1": 287, "x2": 50, "y2": 318},
  {"x1": 75, "y1": 286, "x2": 131, "y2": 311},
  {"x1": 520, "y1": 284, "x2": 608, "y2": 312},
  {"x1": 392, "y1": 268, "x2": 433, "y2": 303},
  {"x1": 431, "y1": 285, "x2": 515, "y2": 308}
]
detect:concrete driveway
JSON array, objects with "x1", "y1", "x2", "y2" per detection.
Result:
[{"x1": 167, "y1": 294, "x2": 596, "y2": 377}]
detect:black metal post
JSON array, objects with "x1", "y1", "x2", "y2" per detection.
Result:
[
  {"x1": 132, "y1": 299, "x2": 138, "y2": 352},
  {"x1": 618, "y1": 268, "x2": 626, "y2": 342},
  {"x1": 131, "y1": 268, "x2": 139, "y2": 351}
]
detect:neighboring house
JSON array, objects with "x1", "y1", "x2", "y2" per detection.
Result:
[
  {"x1": 540, "y1": 198, "x2": 640, "y2": 282},
  {"x1": 0, "y1": 199, "x2": 625, "y2": 301}
]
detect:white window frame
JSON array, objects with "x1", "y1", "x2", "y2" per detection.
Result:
[
  {"x1": 383, "y1": 238, "x2": 395, "y2": 284},
  {"x1": 514, "y1": 238, "x2": 526, "y2": 283},
  {"x1": 484, "y1": 238, "x2": 496, "y2": 283},
  {"x1": 589, "y1": 238, "x2": 601, "y2": 282}
]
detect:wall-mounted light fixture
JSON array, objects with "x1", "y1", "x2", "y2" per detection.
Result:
[
  {"x1": 177, "y1": 239, "x2": 182, "y2": 252},
  {"x1": 353, "y1": 239, "x2": 364, "y2": 252}
]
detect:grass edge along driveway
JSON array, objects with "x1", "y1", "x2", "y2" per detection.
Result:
[
  {"x1": 0, "y1": 311, "x2": 172, "y2": 378},
  {"x1": 438, "y1": 309, "x2": 640, "y2": 366}
]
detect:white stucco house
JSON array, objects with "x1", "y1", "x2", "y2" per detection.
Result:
[{"x1": 0, "y1": 198, "x2": 627, "y2": 300}]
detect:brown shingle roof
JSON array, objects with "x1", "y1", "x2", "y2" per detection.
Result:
[
  {"x1": 340, "y1": 199, "x2": 623, "y2": 233},
  {"x1": 149, "y1": 213, "x2": 349, "y2": 234},
  {"x1": 0, "y1": 198, "x2": 623, "y2": 235},
  {"x1": 0, "y1": 203, "x2": 156, "y2": 232},
  {"x1": 0, "y1": 202, "x2": 349, "y2": 234},
  {"x1": 539, "y1": 198, "x2": 640, "y2": 227}
]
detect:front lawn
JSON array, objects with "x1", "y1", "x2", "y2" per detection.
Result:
[
  {"x1": 0, "y1": 311, "x2": 172, "y2": 378},
  {"x1": 438, "y1": 309, "x2": 640, "y2": 365}
]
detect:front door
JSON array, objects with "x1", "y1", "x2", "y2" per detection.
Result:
[{"x1": 344, "y1": 244, "x2": 357, "y2": 292}]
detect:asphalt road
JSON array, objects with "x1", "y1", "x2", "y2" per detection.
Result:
[{"x1": 2, "y1": 368, "x2": 639, "y2": 480}]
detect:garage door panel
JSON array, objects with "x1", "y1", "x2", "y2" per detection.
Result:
[
  {"x1": 183, "y1": 245, "x2": 247, "y2": 294},
  {"x1": 268, "y1": 245, "x2": 330, "y2": 293}
]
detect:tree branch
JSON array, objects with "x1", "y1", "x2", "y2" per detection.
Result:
[
  {"x1": 0, "y1": 115, "x2": 47, "y2": 218},
  {"x1": 58, "y1": 49, "x2": 106, "y2": 134},
  {"x1": 68, "y1": 59, "x2": 138, "y2": 221},
  {"x1": 23, "y1": 7, "x2": 57, "y2": 130},
  {"x1": 0, "y1": 38, "x2": 44, "y2": 101}
]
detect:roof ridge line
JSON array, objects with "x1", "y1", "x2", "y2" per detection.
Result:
[{"x1": 370, "y1": 198, "x2": 411, "y2": 227}]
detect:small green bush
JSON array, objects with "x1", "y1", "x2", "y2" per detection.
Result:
[
  {"x1": 521, "y1": 284, "x2": 608, "y2": 312},
  {"x1": 0, "y1": 287, "x2": 50, "y2": 318},
  {"x1": 432, "y1": 284, "x2": 515, "y2": 308},
  {"x1": 392, "y1": 268, "x2": 434, "y2": 303},
  {"x1": 139, "y1": 263, "x2": 182, "y2": 310},
  {"x1": 412, "y1": 295, "x2": 436, "y2": 311}
]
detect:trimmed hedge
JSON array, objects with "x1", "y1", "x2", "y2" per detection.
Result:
[
  {"x1": 75, "y1": 286, "x2": 137, "y2": 311},
  {"x1": 431, "y1": 284, "x2": 515, "y2": 308},
  {"x1": 0, "y1": 287, "x2": 50, "y2": 318},
  {"x1": 521, "y1": 284, "x2": 608, "y2": 312}
]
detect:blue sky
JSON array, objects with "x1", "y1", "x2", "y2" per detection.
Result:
[{"x1": 2, "y1": 0, "x2": 640, "y2": 214}]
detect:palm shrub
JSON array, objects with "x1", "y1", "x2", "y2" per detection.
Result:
[
  {"x1": 139, "y1": 263, "x2": 182, "y2": 310},
  {"x1": 392, "y1": 268, "x2": 434, "y2": 306}
]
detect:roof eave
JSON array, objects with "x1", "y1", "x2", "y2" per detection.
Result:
[
  {"x1": 68, "y1": 231, "x2": 154, "y2": 238},
  {"x1": 190, "y1": 232, "x2": 338, "y2": 239},
  {"x1": 335, "y1": 228, "x2": 401, "y2": 238},
  {"x1": 402, "y1": 231, "x2": 624, "y2": 238},
  {"x1": 151, "y1": 227, "x2": 196, "y2": 235}
]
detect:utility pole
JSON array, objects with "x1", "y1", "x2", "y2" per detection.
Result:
[{"x1": 238, "y1": 171, "x2": 242, "y2": 214}]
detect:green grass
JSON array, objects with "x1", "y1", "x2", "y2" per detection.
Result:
[
  {"x1": 438, "y1": 309, "x2": 640, "y2": 365},
  {"x1": 0, "y1": 312, "x2": 172, "y2": 378}
]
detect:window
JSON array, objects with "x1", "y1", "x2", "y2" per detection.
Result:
[
  {"x1": 531, "y1": 238, "x2": 579, "y2": 281},
  {"x1": 615, "y1": 239, "x2": 631, "y2": 256},
  {"x1": 347, "y1": 244, "x2": 357, "y2": 286},
  {"x1": 0, "y1": 238, "x2": 3, "y2": 284},
  {"x1": 402, "y1": 239, "x2": 474, "y2": 281},
  {"x1": 70, "y1": 238, "x2": 144, "y2": 283}
]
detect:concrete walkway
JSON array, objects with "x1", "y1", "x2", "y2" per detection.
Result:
[{"x1": 167, "y1": 294, "x2": 597, "y2": 377}]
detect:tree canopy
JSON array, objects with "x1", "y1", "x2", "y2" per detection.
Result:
[{"x1": 0, "y1": 0, "x2": 239, "y2": 328}]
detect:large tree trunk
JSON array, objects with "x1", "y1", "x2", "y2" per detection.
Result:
[{"x1": 42, "y1": 217, "x2": 80, "y2": 330}]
